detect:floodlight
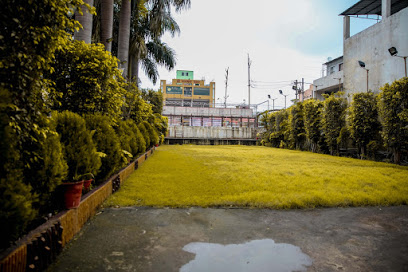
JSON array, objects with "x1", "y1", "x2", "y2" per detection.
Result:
[
  {"x1": 268, "y1": 94, "x2": 271, "y2": 99},
  {"x1": 279, "y1": 90, "x2": 283, "y2": 95},
  {"x1": 388, "y1": 47, "x2": 398, "y2": 56},
  {"x1": 358, "y1": 61, "x2": 365, "y2": 68}
]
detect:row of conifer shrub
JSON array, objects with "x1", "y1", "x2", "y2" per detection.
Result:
[{"x1": 260, "y1": 77, "x2": 408, "y2": 164}]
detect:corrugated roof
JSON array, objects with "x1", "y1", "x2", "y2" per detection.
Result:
[{"x1": 340, "y1": 0, "x2": 408, "y2": 16}]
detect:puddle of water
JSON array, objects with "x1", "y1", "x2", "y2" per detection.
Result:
[{"x1": 180, "y1": 239, "x2": 312, "y2": 272}]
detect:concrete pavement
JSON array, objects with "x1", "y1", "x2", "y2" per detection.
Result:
[{"x1": 49, "y1": 206, "x2": 408, "y2": 271}]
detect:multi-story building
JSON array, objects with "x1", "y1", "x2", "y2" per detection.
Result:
[
  {"x1": 341, "y1": 0, "x2": 407, "y2": 95},
  {"x1": 160, "y1": 70, "x2": 215, "y2": 107},
  {"x1": 313, "y1": 56, "x2": 344, "y2": 101},
  {"x1": 312, "y1": 0, "x2": 407, "y2": 100}
]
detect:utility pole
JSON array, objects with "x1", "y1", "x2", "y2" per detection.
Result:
[
  {"x1": 224, "y1": 67, "x2": 229, "y2": 108},
  {"x1": 301, "y1": 78, "x2": 304, "y2": 102},
  {"x1": 247, "y1": 54, "x2": 251, "y2": 108},
  {"x1": 294, "y1": 80, "x2": 298, "y2": 100},
  {"x1": 271, "y1": 98, "x2": 277, "y2": 111}
]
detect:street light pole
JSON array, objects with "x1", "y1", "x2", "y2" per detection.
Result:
[
  {"x1": 388, "y1": 47, "x2": 407, "y2": 77},
  {"x1": 358, "y1": 61, "x2": 369, "y2": 92}
]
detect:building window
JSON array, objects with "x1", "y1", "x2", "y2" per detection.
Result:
[
  {"x1": 182, "y1": 72, "x2": 185, "y2": 76},
  {"x1": 186, "y1": 72, "x2": 189, "y2": 76},
  {"x1": 194, "y1": 87, "x2": 210, "y2": 96},
  {"x1": 330, "y1": 66, "x2": 334, "y2": 74},
  {"x1": 339, "y1": 63, "x2": 343, "y2": 71},
  {"x1": 184, "y1": 87, "x2": 192, "y2": 96}
]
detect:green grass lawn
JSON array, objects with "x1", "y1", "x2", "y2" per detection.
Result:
[{"x1": 105, "y1": 145, "x2": 408, "y2": 209}]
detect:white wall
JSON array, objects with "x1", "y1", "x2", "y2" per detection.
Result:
[
  {"x1": 343, "y1": 7, "x2": 408, "y2": 95},
  {"x1": 167, "y1": 126, "x2": 259, "y2": 139},
  {"x1": 163, "y1": 106, "x2": 255, "y2": 117}
]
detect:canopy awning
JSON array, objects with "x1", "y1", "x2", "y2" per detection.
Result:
[{"x1": 340, "y1": 0, "x2": 408, "y2": 16}]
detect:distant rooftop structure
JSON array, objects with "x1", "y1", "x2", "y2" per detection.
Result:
[
  {"x1": 340, "y1": 0, "x2": 408, "y2": 16},
  {"x1": 176, "y1": 70, "x2": 194, "y2": 80}
]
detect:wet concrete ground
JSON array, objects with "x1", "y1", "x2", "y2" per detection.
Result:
[{"x1": 49, "y1": 206, "x2": 408, "y2": 272}]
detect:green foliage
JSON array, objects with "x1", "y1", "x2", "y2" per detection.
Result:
[
  {"x1": 378, "y1": 77, "x2": 408, "y2": 164},
  {"x1": 47, "y1": 40, "x2": 126, "y2": 122},
  {"x1": 138, "y1": 122, "x2": 151, "y2": 149},
  {"x1": 122, "y1": 82, "x2": 153, "y2": 124},
  {"x1": 115, "y1": 119, "x2": 145, "y2": 158},
  {"x1": 303, "y1": 99, "x2": 325, "y2": 153},
  {"x1": 142, "y1": 89, "x2": 164, "y2": 114},
  {"x1": 321, "y1": 93, "x2": 347, "y2": 155},
  {"x1": 85, "y1": 114, "x2": 124, "y2": 182},
  {"x1": 0, "y1": 176, "x2": 36, "y2": 250},
  {"x1": 52, "y1": 111, "x2": 101, "y2": 181},
  {"x1": 144, "y1": 121, "x2": 159, "y2": 147},
  {"x1": 348, "y1": 92, "x2": 381, "y2": 158},
  {"x1": 268, "y1": 109, "x2": 290, "y2": 148},
  {"x1": 288, "y1": 102, "x2": 306, "y2": 150}
]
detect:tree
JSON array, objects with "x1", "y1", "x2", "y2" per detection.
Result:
[
  {"x1": 288, "y1": 102, "x2": 306, "y2": 150},
  {"x1": 0, "y1": 0, "x2": 83, "y2": 248},
  {"x1": 378, "y1": 77, "x2": 408, "y2": 164},
  {"x1": 349, "y1": 92, "x2": 381, "y2": 159},
  {"x1": 321, "y1": 93, "x2": 347, "y2": 155},
  {"x1": 303, "y1": 99, "x2": 324, "y2": 153},
  {"x1": 47, "y1": 40, "x2": 126, "y2": 122},
  {"x1": 101, "y1": 0, "x2": 114, "y2": 51},
  {"x1": 142, "y1": 89, "x2": 164, "y2": 114},
  {"x1": 74, "y1": 0, "x2": 95, "y2": 43},
  {"x1": 117, "y1": 0, "x2": 132, "y2": 77}
]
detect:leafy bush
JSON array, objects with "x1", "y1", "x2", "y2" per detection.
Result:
[
  {"x1": 138, "y1": 122, "x2": 151, "y2": 149},
  {"x1": 143, "y1": 121, "x2": 159, "y2": 147},
  {"x1": 348, "y1": 92, "x2": 381, "y2": 158},
  {"x1": 47, "y1": 40, "x2": 126, "y2": 122},
  {"x1": 85, "y1": 114, "x2": 124, "y2": 182},
  {"x1": 378, "y1": 77, "x2": 408, "y2": 164},
  {"x1": 288, "y1": 102, "x2": 306, "y2": 150},
  {"x1": 321, "y1": 93, "x2": 347, "y2": 155},
  {"x1": 303, "y1": 99, "x2": 325, "y2": 153},
  {"x1": 52, "y1": 111, "x2": 101, "y2": 181},
  {"x1": 123, "y1": 82, "x2": 153, "y2": 124}
]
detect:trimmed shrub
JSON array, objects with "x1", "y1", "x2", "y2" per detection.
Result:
[
  {"x1": 51, "y1": 111, "x2": 101, "y2": 181},
  {"x1": 85, "y1": 114, "x2": 124, "y2": 182},
  {"x1": 303, "y1": 99, "x2": 325, "y2": 153},
  {"x1": 321, "y1": 93, "x2": 347, "y2": 155},
  {"x1": 47, "y1": 40, "x2": 126, "y2": 122},
  {"x1": 144, "y1": 121, "x2": 159, "y2": 147},
  {"x1": 138, "y1": 122, "x2": 151, "y2": 149},
  {"x1": 378, "y1": 77, "x2": 408, "y2": 164},
  {"x1": 348, "y1": 92, "x2": 381, "y2": 158},
  {"x1": 288, "y1": 102, "x2": 306, "y2": 150}
]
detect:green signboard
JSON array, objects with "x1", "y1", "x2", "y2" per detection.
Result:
[
  {"x1": 194, "y1": 87, "x2": 210, "y2": 96},
  {"x1": 166, "y1": 86, "x2": 182, "y2": 94}
]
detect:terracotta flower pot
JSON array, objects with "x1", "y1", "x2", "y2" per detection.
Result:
[
  {"x1": 83, "y1": 179, "x2": 93, "y2": 193},
  {"x1": 62, "y1": 180, "x2": 84, "y2": 209}
]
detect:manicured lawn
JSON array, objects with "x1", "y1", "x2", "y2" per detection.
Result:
[{"x1": 105, "y1": 145, "x2": 408, "y2": 208}]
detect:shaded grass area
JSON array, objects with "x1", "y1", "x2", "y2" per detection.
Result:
[{"x1": 105, "y1": 145, "x2": 408, "y2": 209}]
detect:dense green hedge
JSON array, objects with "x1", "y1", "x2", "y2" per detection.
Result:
[
  {"x1": 260, "y1": 77, "x2": 408, "y2": 163},
  {"x1": 0, "y1": 0, "x2": 168, "y2": 250}
]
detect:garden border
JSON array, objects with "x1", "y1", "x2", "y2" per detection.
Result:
[{"x1": 0, "y1": 147, "x2": 156, "y2": 272}]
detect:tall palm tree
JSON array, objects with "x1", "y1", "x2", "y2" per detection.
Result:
[
  {"x1": 117, "y1": 0, "x2": 132, "y2": 77},
  {"x1": 101, "y1": 0, "x2": 114, "y2": 51},
  {"x1": 128, "y1": 0, "x2": 188, "y2": 84},
  {"x1": 74, "y1": 0, "x2": 94, "y2": 43}
]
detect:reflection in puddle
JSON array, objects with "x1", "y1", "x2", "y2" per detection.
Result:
[{"x1": 180, "y1": 239, "x2": 312, "y2": 272}]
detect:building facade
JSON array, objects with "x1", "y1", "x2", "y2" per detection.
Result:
[
  {"x1": 341, "y1": 0, "x2": 408, "y2": 95},
  {"x1": 313, "y1": 56, "x2": 344, "y2": 101},
  {"x1": 161, "y1": 70, "x2": 215, "y2": 108}
]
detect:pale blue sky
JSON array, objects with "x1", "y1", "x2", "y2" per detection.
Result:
[{"x1": 139, "y1": 0, "x2": 377, "y2": 110}]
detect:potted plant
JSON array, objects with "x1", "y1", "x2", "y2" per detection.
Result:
[
  {"x1": 62, "y1": 176, "x2": 84, "y2": 209},
  {"x1": 82, "y1": 173, "x2": 95, "y2": 193}
]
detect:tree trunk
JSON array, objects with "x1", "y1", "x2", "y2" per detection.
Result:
[
  {"x1": 130, "y1": 54, "x2": 140, "y2": 85},
  {"x1": 100, "y1": 0, "x2": 113, "y2": 51},
  {"x1": 74, "y1": 0, "x2": 94, "y2": 44},
  {"x1": 118, "y1": 0, "x2": 131, "y2": 78}
]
